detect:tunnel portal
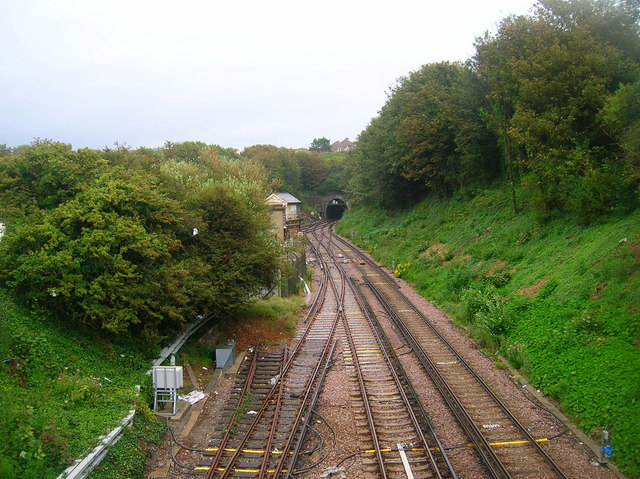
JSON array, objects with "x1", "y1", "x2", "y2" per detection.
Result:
[{"x1": 326, "y1": 198, "x2": 348, "y2": 220}]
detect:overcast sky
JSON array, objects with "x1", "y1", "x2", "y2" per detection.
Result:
[{"x1": 1, "y1": 0, "x2": 537, "y2": 151}]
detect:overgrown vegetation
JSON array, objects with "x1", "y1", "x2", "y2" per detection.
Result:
[
  {"x1": 337, "y1": 5, "x2": 640, "y2": 473},
  {"x1": 0, "y1": 140, "x2": 283, "y2": 343},
  {"x1": 0, "y1": 289, "x2": 158, "y2": 478},
  {"x1": 231, "y1": 391, "x2": 256, "y2": 435},
  {"x1": 1, "y1": 1, "x2": 637, "y2": 476},
  {"x1": 228, "y1": 294, "x2": 306, "y2": 348},
  {"x1": 0, "y1": 139, "x2": 309, "y2": 477},
  {"x1": 88, "y1": 403, "x2": 165, "y2": 479},
  {"x1": 336, "y1": 184, "x2": 640, "y2": 476},
  {"x1": 346, "y1": 0, "x2": 640, "y2": 218},
  {"x1": 0, "y1": 285, "x2": 306, "y2": 478}
]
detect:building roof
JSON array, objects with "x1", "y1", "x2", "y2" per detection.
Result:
[
  {"x1": 331, "y1": 138, "x2": 356, "y2": 152},
  {"x1": 266, "y1": 192, "x2": 301, "y2": 205}
]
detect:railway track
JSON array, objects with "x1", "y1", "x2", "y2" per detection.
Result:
[
  {"x1": 305, "y1": 222, "x2": 456, "y2": 478},
  {"x1": 195, "y1": 222, "x2": 341, "y2": 477},
  {"x1": 191, "y1": 220, "x2": 568, "y2": 478},
  {"x1": 327, "y1": 223, "x2": 569, "y2": 479}
]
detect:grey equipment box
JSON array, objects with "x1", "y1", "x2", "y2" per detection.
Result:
[
  {"x1": 152, "y1": 365, "x2": 183, "y2": 414},
  {"x1": 215, "y1": 341, "x2": 236, "y2": 371}
]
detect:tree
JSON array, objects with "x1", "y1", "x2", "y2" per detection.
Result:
[
  {"x1": 0, "y1": 142, "x2": 107, "y2": 222},
  {"x1": 309, "y1": 137, "x2": 331, "y2": 152},
  {"x1": 600, "y1": 77, "x2": 640, "y2": 185},
  {"x1": 474, "y1": 0, "x2": 639, "y2": 219},
  {"x1": 390, "y1": 62, "x2": 499, "y2": 198},
  {"x1": 316, "y1": 151, "x2": 352, "y2": 194},
  {"x1": 162, "y1": 140, "x2": 209, "y2": 163},
  {"x1": 349, "y1": 115, "x2": 423, "y2": 208},
  {"x1": 349, "y1": 62, "x2": 499, "y2": 208},
  {"x1": 473, "y1": 15, "x2": 530, "y2": 213},
  {"x1": 0, "y1": 144, "x2": 11, "y2": 157},
  {"x1": 296, "y1": 150, "x2": 330, "y2": 191},
  {"x1": 0, "y1": 172, "x2": 187, "y2": 342},
  {"x1": 0, "y1": 143, "x2": 283, "y2": 343},
  {"x1": 242, "y1": 145, "x2": 301, "y2": 194}
]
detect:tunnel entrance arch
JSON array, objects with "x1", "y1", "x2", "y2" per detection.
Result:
[
  {"x1": 325, "y1": 198, "x2": 348, "y2": 219},
  {"x1": 305, "y1": 192, "x2": 351, "y2": 220},
  {"x1": 321, "y1": 192, "x2": 349, "y2": 220}
]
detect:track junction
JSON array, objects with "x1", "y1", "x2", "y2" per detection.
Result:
[{"x1": 189, "y1": 220, "x2": 572, "y2": 478}]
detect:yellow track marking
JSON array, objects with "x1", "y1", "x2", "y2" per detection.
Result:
[
  {"x1": 204, "y1": 447, "x2": 286, "y2": 454},
  {"x1": 196, "y1": 439, "x2": 550, "y2": 471}
]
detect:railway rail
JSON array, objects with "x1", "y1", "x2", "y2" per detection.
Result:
[
  {"x1": 195, "y1": 221, "x2": 341, "y2": 477},
  {"x1": 190, "y1": 220, "x2": 569, "y2": 478},
  {"x1": 304, "y1": 222, "x2": 456, "y2": 478},
  {"x1": 327, "y1": 223, "x2": 569, "y2": 479}
]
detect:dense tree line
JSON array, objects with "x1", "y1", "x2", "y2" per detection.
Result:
[
  {"x1": 0, "y1": 141, "x2": 283, "y2": 343},
  {"x1": 0, "y1": 137, "x2": 349, "y2": 343},
  {"x1": 348, "y1": 0, "x2": 640, "y2": 221},
  {"x1": 240, "y1": 144, "x2": 346, "y2": 196}
]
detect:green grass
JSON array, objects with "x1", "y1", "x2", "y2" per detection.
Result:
[
  {"x1": 0, "y1": 289, "x2": 159, "y2": 478},
  {"x1": 235, "y1": 294, "x2": 306, "y2": 338},
  {"x1": 337, "y1": 182, "x2": 640, "y2": 477}
]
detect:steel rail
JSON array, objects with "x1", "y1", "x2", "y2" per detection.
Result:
[
  {"x1": 212, "y1": 311, "x2": 340, "y2": 477},
  {"x1": 337, "y1": 280, "x2": 388, "y2": 478},
  {"x1": 271, "y1": 314, "x2": 342, "y2": 477},
  {"x1": 258, "y1": 347, "x2": 289, "y2": 478},
  {"x1": 206, "y1": 347, "x2": 261, "y2": 475},
  {"x1": 363, "y1": 273, "x2": 508, "y2": 478},
  {"x1": 314, "y1": 224, "x2": 388, "y2": 475},
  {"x1": 279, "y1": 339, "x2": 339, "y2": 479},
  {"x1": 320, "y1": 222, "x2": 454, "y2": 478},
  {"x1": 301, "y1": 225, "x2": 329, "y2": 323},
  {"x1": 328, "y1": 229, "x2": 567, "y2": 478},
  {"x1": 362, "y1": 268, "x2": 568, "y2": 479},
  {"x1": 331, "y1": 225, "x2": 454, "y2": 478},
  {"x1": 349, "y1": 276, "x2": 456, "y2": 479},
  {"x1": 206, "y1": 223, "x2": 342, "y2": 477}
]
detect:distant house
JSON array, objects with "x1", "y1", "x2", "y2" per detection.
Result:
[
  {"x1": 265, "y1": 192, "x2": 302, "y2": 241},
  {"x1": 330, "y1": 138, "x2": 356, "y2": 152}
]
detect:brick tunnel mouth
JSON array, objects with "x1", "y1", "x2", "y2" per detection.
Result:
[{"x1": 326, "y1": 201, "x2": 347, "y2": 220}]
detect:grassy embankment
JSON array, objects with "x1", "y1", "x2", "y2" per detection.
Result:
[
  {"x1": 336, "y1": 183, "x2": 640, "y2": 478},
  {"x1": 0, "y1": 288, "x2": 164, "y2": 479},
  {"x1": 0, "y1": 290, "x2": 305, "y2": 479}
]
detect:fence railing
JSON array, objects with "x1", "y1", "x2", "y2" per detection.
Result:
[
  {"x1": 57, "y1": 314, "x2": 212, "y2": 478},
  {"x1": 58, "y1": 410, "x2": 135, "y2": 479}
]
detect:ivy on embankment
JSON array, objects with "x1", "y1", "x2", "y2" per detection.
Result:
[
  {"x1": 0, "y1": 288, "x2": 159, "y2": 479},
  {"x1": 336, "y1": 185, "x2": 640, "y2": 477}
]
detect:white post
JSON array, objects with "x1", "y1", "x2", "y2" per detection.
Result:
[{"x1": 397, "y1": 443, "x2": 415, "y2": 479}]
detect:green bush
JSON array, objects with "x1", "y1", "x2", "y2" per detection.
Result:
[
  {"x1": 504, "y1": 341, "x2": 528, "y2": 370},
  {"x1": 445, "y1": 264, "x2": 473, "y2": 293},
  {"x1": 462, "y1": 285, "x2": 512, "y2": 346},
  {"x1": 394, "y1": 262, "x2": 412, "y2": 279},
  {"x1": 482, "y1": 267, "x2": 511, "y2": 288},
  {"x1": 0, "y1": 142, "x2": 283, "y2": 345}
]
